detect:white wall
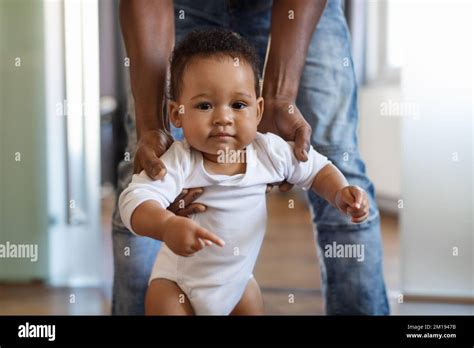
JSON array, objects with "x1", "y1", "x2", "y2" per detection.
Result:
[
  {"x1": 399, "y1": 1, "x2": 473, "y2": 299},
  {"x1": 359, "y1": 85, "x2": 402, "y2": 212},
  {"x1": 45, "y1": 0, "x2": 103, "y2": 287}
]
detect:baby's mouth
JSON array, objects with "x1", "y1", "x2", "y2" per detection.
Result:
[{"x1": 209, "y1": 131, "x2": 235, "y2": 139}]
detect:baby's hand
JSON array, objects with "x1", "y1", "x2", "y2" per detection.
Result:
[
  {"x1": 335, "y1": 186, "x2": 369, "y2": 223},
  {"x1": 163, "y1": 216, "x2": 225, "y2": 257}
]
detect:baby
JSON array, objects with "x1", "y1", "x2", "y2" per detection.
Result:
[{"x1": 119, "y1": 28, "x2": 369, "y2": 315}]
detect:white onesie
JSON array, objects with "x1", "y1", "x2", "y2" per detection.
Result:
[{"x1": 119, "y1": 132, "x2": 330, "y2": 315}]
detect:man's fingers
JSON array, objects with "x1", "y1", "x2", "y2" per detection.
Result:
[
  {"x1": 278, "y1": 181, "x2": 294, "y2": 193},
  {"x1": 180, "y1": 187, "x2": 204, "y2": 206},
  {"x1": 143, "y1": 149, "x2": 167, "y2": 180},
  {"x1": 133, "y1": 129, "x2": 173, "y2": 176},
  {"x1": 174, "y1": 203, "x2": 207, "y2": 217},
  {"x1": 265, "y1": 184, "x2": 274, "y2": 194},
  {"x1": 167, "y1": 190, "x2": 189, "y2": 212},
  {"x1": 175, "y1": 189, "x2": 189, "y2": 202},
  {"x1": 293, "y1": 124, "x2": 311, "y2": 162},
  {"x1": 156, "y1": 128, "x2": 174, "y2": 150},
  {"x1": 196, "y1": 228, "x2": 225, "y2": 247},
  {"x1": 168, "y1": 188, "x2": 206, "y2": 216},
  {"x1": 133, "y1": 156, "x2": 142, "y2": 174}
]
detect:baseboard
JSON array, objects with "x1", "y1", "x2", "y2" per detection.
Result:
[{"x1": 403, "y1": 293, "x2": 474, "y2": 304}]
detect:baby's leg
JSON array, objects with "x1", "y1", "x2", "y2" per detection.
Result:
[
  {"x1": 230, "y1": 277, "x2": 264, "y2": 315},
  {"x1": 145, "y1": 278, "x2": 194, "y2": 315}
]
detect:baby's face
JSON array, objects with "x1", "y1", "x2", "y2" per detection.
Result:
[{"x1": 169, "y1": 56, "x2": 264, "y2": 158}]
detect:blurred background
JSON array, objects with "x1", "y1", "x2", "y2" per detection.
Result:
[{"x1": 0, "y1": 0, "x2": 472, "y2": 315}]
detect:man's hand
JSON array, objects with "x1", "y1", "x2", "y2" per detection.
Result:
[
  {"x1": 134, "y1": 130, "x2": 209, "y2": 217},
  {"x1": 162, "y1": 216, "x2": 225, "y2": 257},
  {"x1": 133, "y1": 129, "x2": 174, "y2": 179},
  {"x1": 335, "y1": 186, "x2": 369, "y2": 223},
  {"x1": 168, "y1": 188, "x2": 207, "y2": 217},
  {"x1": 265, "y1": 182, "x2": 295, "y2": 193},
  {"x1": 259, "y1": 98, "x2": 312, "y2": 193},
  {"x1": 259, "y1": 97, "x2": 312, "y2": 162}
]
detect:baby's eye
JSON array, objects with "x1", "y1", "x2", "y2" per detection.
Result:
[
  {"x1": 232, "y1": 102, "x2": 247, "y2": 110},
  {"x1": 196, "y1": 102, "x2": 212, "y2": 110}
]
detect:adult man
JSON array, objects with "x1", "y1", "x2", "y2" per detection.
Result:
[{"x1": 113, "y1": 0, "x2": 389, "y2": 315}]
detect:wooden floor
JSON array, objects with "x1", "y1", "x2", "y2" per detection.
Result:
[{"x1": 0, "y1": 189, "x2": 472, "y2": 315}]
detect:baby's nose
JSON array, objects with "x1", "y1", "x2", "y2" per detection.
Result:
[{"x1": 212, "y1": 109, "x2": 233, "y2": 126}]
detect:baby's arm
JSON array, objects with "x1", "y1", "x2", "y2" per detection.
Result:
[
  {"x1": 130, "y1": 201, "x2": 225, "y2": 257},
  {"x1": 119, "y1": 142, "x2": 224, "y2": 256},
  {"x1": 261, "y1": 132, "x2": 369, "y2": 223},
  {"x1": 311, "y1": 163, "x2": 369, "y2": 223}
]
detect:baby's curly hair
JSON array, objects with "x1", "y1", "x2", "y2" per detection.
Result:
[{"x1": 168, "y1": 28, "x2": 261, "y2": 100}]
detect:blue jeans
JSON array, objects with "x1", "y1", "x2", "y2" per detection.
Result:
[{"x1": 111, "y1": 0, "x2": 389, "y2": 315}]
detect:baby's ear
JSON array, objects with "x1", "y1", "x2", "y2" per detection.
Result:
[
  {"x1": 169, "y1": 100, "x2": 183, "y2": 128},
  {"x1": 256, "y1": 97, "x2": 264, "y2": 125}
]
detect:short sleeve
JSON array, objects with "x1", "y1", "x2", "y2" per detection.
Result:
[
  {"x1": 118, "y1": 142, "x2": 189, "y2": 235},
  {"x1": 261, "y1": 133, "x2": 331, "y2": 191}
]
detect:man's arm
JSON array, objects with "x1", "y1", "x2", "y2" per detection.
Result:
[
  {"x1": 263, "y1": 0, "x2": 327, "y2": 101},
  {"x1": 119, "y1": 0, "x2": 174, "y2": 138},
  {"x1": 119, "y1": 1, "x2": 207, "y2": 216},
  {"x1": 260, "y1": 0, "x2": 327, "y2": 165}
]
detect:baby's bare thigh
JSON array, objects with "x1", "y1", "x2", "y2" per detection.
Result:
[
  {"x1": 230, "y1": 277, "x2": 264, "y2": 315},
  {"x1": 145, "y1": 278, "x2": 194, "y2": 315}
]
